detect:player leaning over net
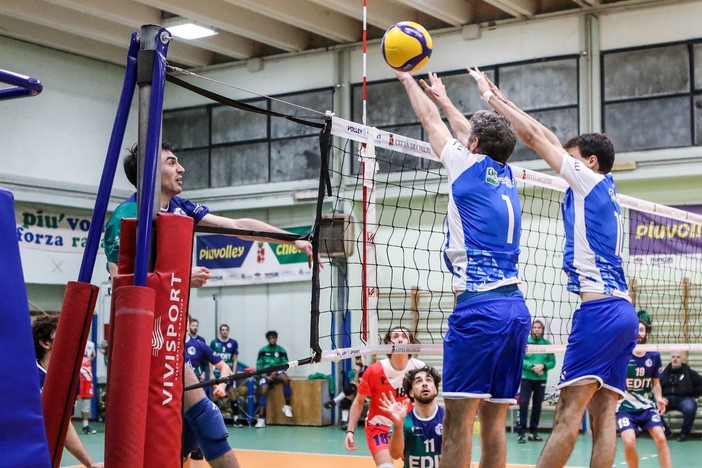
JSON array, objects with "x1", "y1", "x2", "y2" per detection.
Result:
[
  {"x1": 396, "y1": 70, "x2": 531, "y2": 468},
  {"x1": 471, "y1": 68, "x2": 639, "y2": 467}
]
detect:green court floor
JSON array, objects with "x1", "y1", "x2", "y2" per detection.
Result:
[{"x1": 62, "y1": 421, "x2": 700, "y2": 467}]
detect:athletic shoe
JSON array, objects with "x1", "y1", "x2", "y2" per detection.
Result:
[
  {"x1": 517, "y1": 435, "x2": 526, "y2": 444},
  {"x1": 528, "y1": 434, "x2": 543, "y2": 442},
  {"x1": 82, "y1": 426, "x2": 97, "y2": 435},
  {"x1": 678, "y1": 434, "x2": 688, "y2": 442},
  {"x1": 324, "y1": 401, "x2": 336, "y2": 409},
  {"x1": 282, "y1": 405, "x2": 293, "y2": 418},
  {"x1": 255, "y1": 418, "x2": 266, "y2": 428}
]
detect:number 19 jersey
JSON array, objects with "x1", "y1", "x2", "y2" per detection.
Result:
[{"x1": 441, "y1": 139, "x2": 521, "y2": 292}]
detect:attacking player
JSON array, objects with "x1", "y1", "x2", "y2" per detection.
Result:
[
  {"x1": 379, "y1": 366, "x2": 444, "y2": 468},
  {"x1": 396, "y1": 70, "x2": 531, "y2": 468},
  {"x1": 616, "y1": 321, "x2": 671, "y2": 468},
  {"x1": 471, "y1": 68, "x2": 639, "y2": 467}
]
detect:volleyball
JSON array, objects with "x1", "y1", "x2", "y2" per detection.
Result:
[{"x1": 381, "y1": 21, "x2": 433, "y2": 72}]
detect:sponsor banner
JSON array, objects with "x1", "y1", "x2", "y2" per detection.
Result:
[
  {"x1": 15, "y1": 203, "x2": 100, "y2": 253},
  {"x1": 195, "y1": 226, "x2": 312, "y2": 286},
  {"x1": 331, "y1": 116, "x2": 435, "y2": 161},
  {"x1": 629, "y1": 204, "x2": 702, "y2": 256}
]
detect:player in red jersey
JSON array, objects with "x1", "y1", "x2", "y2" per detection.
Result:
[{"x1": 344, "y1": 327, "x2": 425, "y2": 468}]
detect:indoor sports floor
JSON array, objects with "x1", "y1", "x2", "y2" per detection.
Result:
[{"x1": 61, "y1": 421, "x2": 700, "y2": 467}]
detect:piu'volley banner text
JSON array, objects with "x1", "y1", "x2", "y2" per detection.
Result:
[
  {"x1": 629, "y1": 204, "x2": 702, "y2": 270},
  {"x1": 194, "y1": 226, "x2": 312, "y2": 286}
]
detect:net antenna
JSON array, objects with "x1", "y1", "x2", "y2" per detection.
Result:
[{"x1": 318, "y1": 115, "x2": 702, "y2": 366}]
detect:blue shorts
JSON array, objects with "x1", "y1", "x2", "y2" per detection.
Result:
[
  {"x1": 558, "y1": 297, "x2": 638, "y2": 395},
  {"x1": 443, "y1": 289, "x2": 531, "y2": 403},
  {"x1": 616, "y1": 408, "x2": 664, "y2": 434}
]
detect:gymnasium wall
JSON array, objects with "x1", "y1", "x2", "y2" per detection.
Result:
[{"x1": 2, "y1": 0, "x2": 702, "y2": 381}]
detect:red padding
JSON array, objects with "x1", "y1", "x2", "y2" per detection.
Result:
[
  {"x1": 42, "y1": 281, "x2": 99, "y2": 468},
  {"x1": 104, "y1": 286, "x2": 155, "y2": 467},
  {"x1": 106, "y1": 214, "x2": 194, "y2": 468}
]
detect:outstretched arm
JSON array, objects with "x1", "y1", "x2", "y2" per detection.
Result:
[
  {"x1": 199, "y1": 214, "x2": 314, "y2": 266},
  {"x1": 469, "y1": 68, "x2": 566, "y2": 173},
  {"x1": 419, "y1": 72, "x2": 472, "y2": 145},
  {"x1": 395, "y1": 71, "x2": 453, "y2": 159}
]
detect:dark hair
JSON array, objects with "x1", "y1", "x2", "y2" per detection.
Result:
[
  {"x1": 383, "y1": 326, "x2": 420, "y2": 358},
  {"x1": 123, "y1": 142, "x2": 176, "y2": 188},
  {"x1": 383, "y1": 326, "x2": 419, "y2": 346},
  {"x1": 469, "y1": 110, "x2": 517, "y2": 164},
  {"x1": 220, "y1": 324, "x2": 229, "y2": 330},
  {"x1": 266, "y1": 330, "x2": 278, "y2": 340},
  {"x1": 189, "y1": 318, "x2": 199, "y2": 325},
  {"x1": 403, "y1": 366, "x2": 441, "y2": 402},
  {"x1": 33, "y1": 314, "x2": 59, "y2": 361},
  {"x1": 563, "y1": 133, "x2": 615, "y2": 174}
]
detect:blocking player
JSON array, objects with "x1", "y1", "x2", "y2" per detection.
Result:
[
  {"x1": 616, "y1": 321, "x2": 671, "y2": 468},
  {"x1": 379, "y1": 366, "x2": 444, "y2": 468},
  {"x1": 397, "y1": 70, "x2": 531, "y2": 468},
  {"x1": 344, "y1": 327, "x2": 425, "y2": 468},
  {"x1": 471, "y1": 68, "x2": 639, "y2": 467}
]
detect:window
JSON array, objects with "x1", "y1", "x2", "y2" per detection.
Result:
[
  {"x1": 163, "y1": 88, "x2": 334, "y2": 187},
  {"x1": 351, "y1": 57, "x2": 579, "y2": 167},
  {"x1": 603, "y1": 41, "x2": 702, "y2": 151}
]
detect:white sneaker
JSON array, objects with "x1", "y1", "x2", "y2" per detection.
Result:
[
  {"x1": 255, "y1": 418, "x2": 266, "y2": 428},
  {"x1": 282, "y1": 405, "x2": 293, "y2": 418}
]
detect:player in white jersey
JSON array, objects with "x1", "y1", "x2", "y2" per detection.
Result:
[
  {"x1": 396, "y1": 71, "x2": 531, "y2": 468},
  {"x1": 472, "y1": 68, "x2": 639, "y2": 468}
]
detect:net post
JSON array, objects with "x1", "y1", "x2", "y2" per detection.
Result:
[{"x1": 134, "y1": 25, "x2": 171, "y2": 287}]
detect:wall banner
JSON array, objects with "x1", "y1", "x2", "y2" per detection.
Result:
[
  {"x1": 195, "y1": 226, "x2": 312, "y2": 286},
  {"x1": 629, "y1": 204, "x2": 702, "y2": 269},
  {"x1": 15, "y1": 203, "x2": 98, "y2": 253}
]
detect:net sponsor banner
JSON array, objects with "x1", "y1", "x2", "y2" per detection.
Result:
[
  {"x1": 629, "y1": 204, "x2": 702, "y2": 269},
  {"x1": 195, "y1": 226, "x2": 312, "y2": 286},
  {"x1": 15, "y1": 203, "x2": 99, "y2": 253}
]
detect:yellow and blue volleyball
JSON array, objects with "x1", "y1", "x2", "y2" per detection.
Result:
[{"x1": 381, "y1": 21, "x2": 433, "y2": 72}]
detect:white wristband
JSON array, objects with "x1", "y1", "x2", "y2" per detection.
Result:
[
  {"x1": 468, "y1": 68, "x2": 482, "y2": 81},
  {"x1": 481, "y1": 90, "x2": 494, "y2": 103}
]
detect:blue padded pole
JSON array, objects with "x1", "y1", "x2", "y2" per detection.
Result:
[
  {"x1": 0, "y1": 188, "x2": 51, "y2": 467},
  {"x1": 77, "y1": 33, "x2": 139, "y2": 283},
  {"x1": 0, "y1": 69, "x2": 43, "y2": 101},
  {"x1": 133, "y1": 26, "x2": 171, "y2": 287}
]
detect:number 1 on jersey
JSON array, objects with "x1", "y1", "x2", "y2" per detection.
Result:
[{"x1": 501, "y1": 194, "x2": 515, "y2": 244}]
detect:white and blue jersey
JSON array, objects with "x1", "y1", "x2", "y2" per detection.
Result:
[
  {"x1": 559, "y1": 156, "x2": 628, "y2": 299},
  {"x1": 441, "y1": 139, "x2": 521, "y2": 292}
]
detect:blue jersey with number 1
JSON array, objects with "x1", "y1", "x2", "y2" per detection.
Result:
[
  {"x1": 559, "y1": 156, "x2": 628, "y2": 298},
  {"x1": 441, "y1": 139, "x2": 521, "y2": 292}
]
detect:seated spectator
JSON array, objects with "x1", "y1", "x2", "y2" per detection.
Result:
[
  {"x1": 661, "y1": 351, "x2": 702, "y2": 441},
  {"x1": 255, "y1": 330, "x2": 293, "y2": 428}
]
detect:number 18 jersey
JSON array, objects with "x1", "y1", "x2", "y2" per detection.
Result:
[{"x1": 441, "y1": 139, "x2": 521, "y2": 292}]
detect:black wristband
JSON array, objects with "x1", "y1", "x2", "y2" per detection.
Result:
[{"x1": 346, "y1": 430, "x2": 354, "y2": 434}]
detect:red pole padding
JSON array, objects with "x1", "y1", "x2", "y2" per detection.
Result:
[
  {"x1": 42, "y1": 281, "x2": 99, "y2": 468},
  {"x1": 143, "y1": 213, "x2": 194, "y2": 468},
  {"x1": 104, "y1": 285, "x2": 155, "y2": 467},
  {"x1": 105, "y1": 213, "x2": 194, "y2": 468}
]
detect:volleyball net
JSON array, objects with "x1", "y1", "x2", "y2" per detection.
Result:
[{"x1": 315, "y1": 115, "x2": 702, "y2": 364}]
